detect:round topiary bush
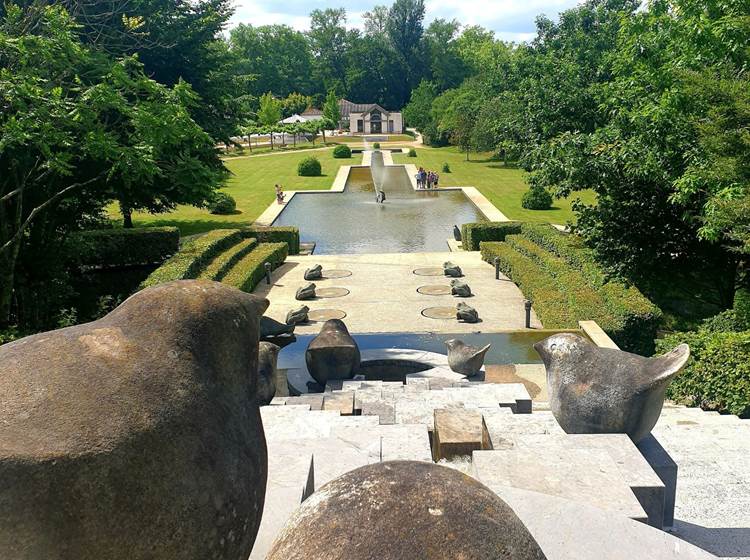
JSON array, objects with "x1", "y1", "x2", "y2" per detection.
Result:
[
  {"x1": 298, "y1": 156, "x2": 322, "y2": 177},
  {"x1": 408, "y1": 148, "x2": 417, "y2": 157},
  {"x1": 208, "y1": 192, "x2": 237, "y2": 215},
  {"x1": 373, "y1": 142, "x2": 381, "y2": 149},
  {"x1": 332, "y1": 144, "x2": 352, "y2": 159},
  {"x1": 521, "y1": 185, "x2": 553, "y2": 210},
  {"x1": 442, "y1": 162, "x2": 451, "y2": 173}
]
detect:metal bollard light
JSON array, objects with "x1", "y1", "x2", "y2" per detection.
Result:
[
  {"x1": 264, "y1": 262, "x2": 272, "y2": 285},
  {"x1": 524, "y1": 299, "x2": 532, "y2": 328},
  {"x1": 494, "y1": 257, "x2": 500, "y2": 280}
]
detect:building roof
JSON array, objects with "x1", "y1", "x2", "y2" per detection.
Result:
[{"x1": 339, "y1": 99, "x2": 398, "y2": 117}]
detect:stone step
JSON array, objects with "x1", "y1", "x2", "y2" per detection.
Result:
[
  {"x1": 260, "y1": 406, "x2": 379, "y2": 442},
  {"x1": 473, "y1": 446, "x2": 649, "y2": 523}
]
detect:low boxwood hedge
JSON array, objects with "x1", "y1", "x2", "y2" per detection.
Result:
[
  {"x1": 71, "y1": 227, "x2": 180, "y2": 268},
  {"x1": 480, "y1": 241, "x2": 577, "y2": 327},
  {"x1": 198, "y1": 238, "x2": 257, "y2": 281},
  {"x1": 461, "y1": 222, "x2": 522, "y2": 251},
  {"x1": 242, "y1": 226, "x2": 300, "y2": 255},
  {"x1": 519, "y1": 223, "x2": 661, "y2": 352},
  {"x1": 657, "y1": 330, "x2": 750, "y2": 417},
  {"x1": 141, "y1": 229, "x2": 243, "y2": 288},
  {"x1": 223, "y1": 242, "x2": 288, "y2": 293}
]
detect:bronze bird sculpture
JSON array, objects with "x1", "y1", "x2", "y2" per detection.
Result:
[
  {"x1": 445, "y1": 339, "x2": 492, "y2": 377},
  {"x1": 534, "y1": 333, "x2": 690, "y2": 442}
]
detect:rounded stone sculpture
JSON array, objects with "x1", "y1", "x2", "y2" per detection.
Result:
[
  {"x1": 267, "y1": 461, "x2": 547, "y2": 560},
  {"x1": 257, "y1": 341, "x2": 282, "y2": 405},
  {"x1": 304, "y1": 264, "x2": 323, "y2": 281},
  {"x1": 446, "y1": 339, "x2": 491, "y2": 376},
  {"x1": 0, "y1": 280, "x2": 269, "y2": 560},
  {"x1": 260, "y1": 315, "x2": 295, "y2": 338},
  {"x1": 286, "y1": 305, "x2": 310, "y2": 325},
  {"x1": 453, "y1": 224, "x2": 462, "y2": 241},
  {"x1": 305, "y1": 319, "x2": 361, "y2": 386},
  {"x1": 456, "y1": 302, "x2": 479, "y2": 323},
  {"x1": 443, "y1": 261, "x2": 463, "y2": 277},
  {"x1": 296, "y1": 283, "x2": 316, "y2": 301},
  {"x1": 451, "y1": 279, "x2": 472, "y2": 297},
  {"x1": 535, "y1": 333, "x2": 690, "y2": 442}
]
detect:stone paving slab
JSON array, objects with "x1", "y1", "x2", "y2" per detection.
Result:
[
  {"x1": 253, "y1": 252, "x2": 543, "y2": 334},
  {"x1": 473, "y1": 447, "x2": 649, "y2": 522},
  {"x1": 322, "y1": 390, "x2": 354, "y2": 415}
]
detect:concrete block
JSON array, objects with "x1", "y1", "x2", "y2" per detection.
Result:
[
  {"x1": 323, "y1": 390, "x2": 354, "y2": 415},
  {"x1": 379, "y1": 424, "x2": 432, "y2": 462},
  {"x1": 637, "y1": 433, "x2": 678, "y2": 530},
  {"x1": 433, "y1": 408, "x2": 489, "y2": 460},
  {"x1": 284, "y1": 394, "x2": 324, "y2": 410},
  {"x1": 473, "y1": 447, "x2": 648, "y2": 522},
  {"x1": 361, "y1": 401, "x2": 396, "y2": 424}
]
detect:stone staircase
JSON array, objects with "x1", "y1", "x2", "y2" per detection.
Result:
[{"x1": 252, "y1": 381, "x2": 749, "y2": 560}]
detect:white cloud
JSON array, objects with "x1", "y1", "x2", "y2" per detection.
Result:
[{"x1": 227, "y1": 0, "x2": 584, "y2": 41}]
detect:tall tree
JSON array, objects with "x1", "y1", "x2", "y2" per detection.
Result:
[
  {"x1": 308, "y1": 8, "x2": 351, "y2": 94},
  {"x1": 229, "y1": 24, "x2": 313, "y2": 97},
  {"x1": 424, "y1": 19, "x2": 469, "y2": 91},
  {"x1": 0, "y1": 4, "x2": 225, "y2": 326},
  {"x1": 386, "y1": 0, "x2": 427, "y2": 97},
  {"x1": 363, "y1": 5, "x2": 389, "y2": 36}
]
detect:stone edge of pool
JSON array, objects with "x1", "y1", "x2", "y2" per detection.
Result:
[{"x1": 253, "y1": 150, "x2": 509, "y2": 227}]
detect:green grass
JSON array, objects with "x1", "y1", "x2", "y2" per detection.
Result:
[
  {"x1": 115, "y1": 148, "x2": 349, "y2": 236},
  {"x1": 392, "y1": 146, "x2": 596, "y2": 224}
]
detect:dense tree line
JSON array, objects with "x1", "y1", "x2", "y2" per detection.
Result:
[
  {"x1": 406, "y1": 0, "x2": 749, "y2": 310},
  {"x1": 228, "y1": 0, "x2": 475, "y2": 110}
]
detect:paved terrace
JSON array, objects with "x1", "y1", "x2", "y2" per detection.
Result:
[{"x1": 253, "y1": 251, "x2": 542, "y2": 335}]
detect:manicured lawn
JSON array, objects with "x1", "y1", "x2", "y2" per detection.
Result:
[
  {"x1": 117, "y1": 149, "x2": 350, "y2": 236},
  {"x1": 393, "y1": 146, "x2": 596, "y2": 224}
]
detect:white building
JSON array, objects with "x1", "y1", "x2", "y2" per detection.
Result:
[{"x1": 339, "y1": 100, "x2": 404, "y2": 135}]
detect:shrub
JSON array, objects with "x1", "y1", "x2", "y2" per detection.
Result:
[
  {"x1": 408, "y1": 148, "x2": 417, "y2": 157},
  {"x1": 700, "y1": 309, "x2": 749, "y2": 333},
  {"x1": 142, "y1": 229, "x2": 243, "y2": 288},
  {"x1": 373, "y1": 142, "x2": 381, "y2": 149},
  {"x1": 223, "y1": 243, "x2": 288, "y2": 293},
  {"x1": 332, "y1": 144, "x2": 352, "y2": 158},
  {"x1": 442, "y1": 162, "x2": 451, "y2": 173},
  {"x1": 70, "y1": 227, "x2": 180, "y2": 268},
  {"x1": 0, "y1": 327, "x2": 21, "y2": 346},
  {"x1": 657, "y1": 330, "x2": 750, "y2": 417},
  {"x1": 208, "y1": 192, "x2": 236, "y2": 215},
  {"x1": 199, "y1": 238, "x2": 257, "y2": 281},
  {"x1": 521, "y1": 185, "x2": 553, "y2": 210},
  {"x1": 461, "y1": 222, "x2": 523, "y2": 251},
  {"x1": 298, "y1": 156, "x2": 322, "y2": 176},
  {"x1": 242, "y1": 226, "x2": 300, "y2": 255}
]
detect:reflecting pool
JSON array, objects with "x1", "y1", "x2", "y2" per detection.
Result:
[{"x1": 272, "y1": 152, "x2": 485, "y2": 254}]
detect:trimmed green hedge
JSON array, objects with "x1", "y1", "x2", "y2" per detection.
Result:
[
  {"x1": 242, "y1": 226, "x2": 300, "y2": 255},
  {"x1": 199, "y1": 238, "x2": 257, "y2": 281},
  {"x1": 223, "y1": 243, "x2": 288, "y2": 293},
  {"x1": 461, "y1": 222, "x2": 522, "y2": 251},
  {"x1": 657, "y1": 330, "x2": 750, "y2": 417},
  {"x1": 71, "y1": 227, "x2": 179, "y2": 267},
  {"x1": 481, "y1": 228, "x2": 661, "y2": 354},
  {"x1": 141, "y1": 229, "x2": 243, "y2": 288},
  {"x1": 481, "y1": 242, "x2": 577, "y2": 327},
  {"x1": 298, "y1": 156, "x2": 322, "y2": 176}
]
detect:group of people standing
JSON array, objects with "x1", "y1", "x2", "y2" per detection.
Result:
[
  {"x1": 275, "y1": 184, "x2": 285, "y2": 204},
  {"x1": 416, "y1": 167, "x2": 439, "y2": 189}
]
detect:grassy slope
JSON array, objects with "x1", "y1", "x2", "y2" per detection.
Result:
[
  {"x1": 393, "y1": 146, "x2": 596, "y2": 224},
  {"x1": 120, "y1": 149, "x2": 349, "y2": 236}
]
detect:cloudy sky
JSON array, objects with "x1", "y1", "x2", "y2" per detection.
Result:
[{"x1": 228, "y1": 0, "x2": 583, "y2": 42}]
